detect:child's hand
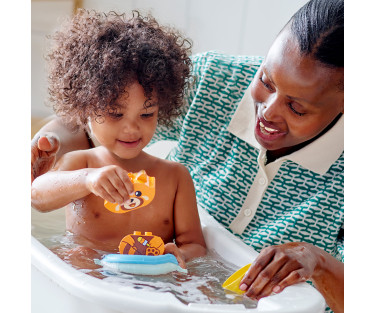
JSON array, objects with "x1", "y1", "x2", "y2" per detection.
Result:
[
  {"x1": 31, "y1": 132, "x2": 60, "y2": 183},
  {"x1": 85, "y1": 165, "x2": 134, "y2": 204},
  {"x1": 164, "y1": 242, "x2": 187, "y2": 269}
]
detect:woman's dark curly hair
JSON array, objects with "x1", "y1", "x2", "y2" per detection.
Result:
[{"x1": 47, "y1": 9, "x2": 192, "y2": 126}]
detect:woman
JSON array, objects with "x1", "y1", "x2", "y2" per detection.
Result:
[{"x1": 31, "y1": 0, "x2": 344, "y2": 312}]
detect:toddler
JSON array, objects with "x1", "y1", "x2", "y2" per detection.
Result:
[{"x1": 31, "y1": 9, "x2": 206, "y2": 268}]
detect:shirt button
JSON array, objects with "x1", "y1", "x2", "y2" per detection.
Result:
[
  {"x1": 258, "y1": 177, "x2": 266, "y2": 185},
  {"x1": 244, "y1": 209, "x2": 252, "y2": 216}
]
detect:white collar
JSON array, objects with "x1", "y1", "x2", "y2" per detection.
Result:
[{"x1": 227, "y1": 86, "x2": 344, "y2": 175}]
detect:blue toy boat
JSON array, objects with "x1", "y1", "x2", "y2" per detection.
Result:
[{"x1": 95, "y1": 253, "x2": 187, "y2": 275}]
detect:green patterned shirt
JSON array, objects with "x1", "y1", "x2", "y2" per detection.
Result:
[{"x1": 152, "y1": 51, "x2": 344, "y2": 265}]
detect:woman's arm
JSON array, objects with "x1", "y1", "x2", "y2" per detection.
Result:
[
  {"x1": 239, "y1": 242, "x2": 344, "y2": 313},
  {"x1": 31, "y1": 117, "x2": 90, "y2": 183},
  {"x1": 310, "y1": 247, "x2": 344, "y2": 313}
]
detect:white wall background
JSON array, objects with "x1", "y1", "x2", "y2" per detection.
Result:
[{"x1": 31, "y1": 0, "x2": 308, "y2": 118}]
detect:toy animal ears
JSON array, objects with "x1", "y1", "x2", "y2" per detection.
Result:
[
  {"x1": 104, "y1": 170, "x2": 156, "y2": 214},
  {"x1": 131, "y1": 170, "x2": 155, "y2": 188}
]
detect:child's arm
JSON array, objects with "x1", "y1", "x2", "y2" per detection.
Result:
[
  {"x1": 169, "y1": 164, "x2": 207, "y2": 266},
  {"x1": 31, "y1": 150, "x2": 133, "y2": 212}
]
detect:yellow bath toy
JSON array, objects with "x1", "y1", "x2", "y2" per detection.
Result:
[
  {"x1": 222, "y1": 263, "x2": 252, "y2": 294},
  {"x1": 104, "y1": 170, "x2": 156, "y2": 213},
  {"x1": 118, "y1": 231, "x2": 165, "y2": 256}
]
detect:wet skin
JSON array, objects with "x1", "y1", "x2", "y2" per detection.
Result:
[
  {"x1": 65, "y1": 147, "x2": 185, "y2": 250},
  {"x1": 31, "y1": 83, "x2": 206, "y2": 267}
]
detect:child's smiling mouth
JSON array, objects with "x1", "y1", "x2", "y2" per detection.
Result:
[{"x1": 117, "y1": 138, "x2": 141, "y2": 148}]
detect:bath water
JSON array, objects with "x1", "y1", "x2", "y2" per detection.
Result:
[{"x1": 31, "y1": 209, "x2": 257, "y2": 308}]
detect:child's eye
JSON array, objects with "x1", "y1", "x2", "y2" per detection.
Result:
[
  {"x1": 141, "y1": 113, "x2": 155, "y2": 119},
  {"x1": 108, "y1": 112, "x2": 123, "y2": 119},
  {"x1": 288, "y1": 102, "x2": 305, "y2": 116},
  {"x1": 259, "y1": 76, "x2": 273, "y2": 92}
]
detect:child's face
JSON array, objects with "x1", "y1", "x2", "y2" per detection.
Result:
[
  {"x1": 91, "y1": 82, "x2": 159, "y2": 159},
  {"x1": 250, "y1": 28, "x2": 344, "y2": 153}
]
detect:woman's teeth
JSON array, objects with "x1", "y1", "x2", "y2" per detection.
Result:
[{"x1": 260, "y1": 121, "x2": 279, "y2": 134}]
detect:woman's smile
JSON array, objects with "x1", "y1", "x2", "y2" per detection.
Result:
[{"x1": 255, "y1": 117, "x2": 287, "y2": 143}]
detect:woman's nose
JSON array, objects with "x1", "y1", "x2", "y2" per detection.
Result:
[{"x1": 262, "y1": 95, "x2": 283, "y2": 122}]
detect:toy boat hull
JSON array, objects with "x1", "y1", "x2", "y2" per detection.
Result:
[{"x1": 96, "y1": 254, "x2": 187, "y2": 275}]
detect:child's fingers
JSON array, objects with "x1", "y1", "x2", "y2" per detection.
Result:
[
  {"x1": 86, "y1": 167, "x2": 126, "y2": 204},
  {"x1": 92, "y1": 185, "x2": 117, "y2": 203},
  {"x1": 107, "y1": 171, "x2": 131, "y2": 203},
  {"x1": 164, "y1": 243, "x2": 187, "y2": 269},
  {"x1": 114, "y1": 167, "x2": 134, "y2": 195},
  {"x1": 85, "y1": 166, "x2": 135, "y2": 204},
  {"x1": 37, "y1": 132, "x2": 60, "y2": 155},
  {"x1": 31, "y1": 132, "x2": 61, "y2": 183},
  {"x1": 100, "y1": 178, "x2": 127, "y2": 204}
]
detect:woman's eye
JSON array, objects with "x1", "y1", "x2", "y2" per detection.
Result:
[
  {"x1": 259, "y1": 76, "x2": 273, "y2": 91},
  {"x1": 288, "y1": 102, "x2": 305, "y2": 116}
]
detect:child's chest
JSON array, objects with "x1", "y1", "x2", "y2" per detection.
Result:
[{"x1": 65, "y1": 173, "x2": 178, "y2": 250}]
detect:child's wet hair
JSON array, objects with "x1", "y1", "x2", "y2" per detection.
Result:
[{"x1": 47, "y1": 9, "x2": 192, "y2": 126}]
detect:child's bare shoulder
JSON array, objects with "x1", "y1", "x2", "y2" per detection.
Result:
[
  {"x1": 53, "y1": 147, "x2": 103, "y2": 171},
  {"x1": 152, "y1": 156, "x2": 191, "y2": 179}
]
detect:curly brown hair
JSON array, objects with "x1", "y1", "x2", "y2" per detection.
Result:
[{"x1": 47, "y1": 9, "x2": 192, "y2": 126}]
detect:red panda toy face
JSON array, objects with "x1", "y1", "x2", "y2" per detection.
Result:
[{"x1": 104, "y1": 170, "x2": 156, "y2": 214}]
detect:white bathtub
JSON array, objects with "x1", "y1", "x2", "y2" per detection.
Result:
[
  {"x1": 31, "y1": 142, "x2": 326, "y2": 312},
  {"x1": 31, "y1": 206, "x2": 325, "y2": 313}
]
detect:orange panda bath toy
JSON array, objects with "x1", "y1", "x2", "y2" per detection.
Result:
[
  {"x1": 118, "y1": 231, "x2": 165, "y2": 256},
  {"x1": 104, "y1": 170, "x2": 155, "y2": 213},
  {"x1": 95, "y1": 232, "x2": 187, "y2": 275}
]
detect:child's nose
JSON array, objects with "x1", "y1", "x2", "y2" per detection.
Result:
[{"x1": 121, "y1": 118, "x2": 139, "y2": 132}]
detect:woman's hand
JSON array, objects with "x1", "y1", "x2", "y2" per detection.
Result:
[
  {"x1": 31, "y1": 132, "x2": 60, "y2": 183},
  {"x1": 85, "y1": 165, "x2": 134, "y2": 205},
  {"x1": 239, "y1": 242, "x2": 319, "y2": 300},
  {"x1": 164, "y1": 242, "x2": 187, "y2": 269}
]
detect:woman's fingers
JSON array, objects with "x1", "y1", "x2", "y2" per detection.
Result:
[
  {"x1": 242, "y1": 249, "x2": 288, "y2": 299},
  {"x1": 240, "y1": 243, "x2": 316, "y2": 300},
  {"x1": 275, "y1": 268, "x2": 308, "y2": 292},
  {"x1": 240, "y1": 246, "x2": 275, "y2": 292},
  {"x1": 250, "y1": 261, "x2": 307, "y2": 299}
]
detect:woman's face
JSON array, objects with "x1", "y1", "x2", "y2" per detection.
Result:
[{"x1": 250, "y1": 28, "x2": 344, "y2": 154}]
